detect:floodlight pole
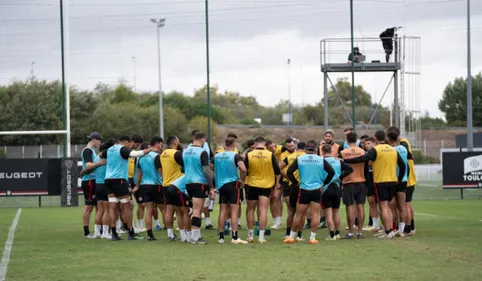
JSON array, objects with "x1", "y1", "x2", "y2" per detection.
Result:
[
  {"x1": 467, "y1": 0, "x2": 473, "y2": 151},
  {"x1": 151, "y1": 18, "x2": 166, "y2": 139},
  {"x1": 205, "y1": 0, "x2": 212, "y2": 144},
  {"x1": 350, "y1": 0, "x2": 356, "y2": 129},
  {"x1": 60, "y1": 0, "x2": 71, "y2": 157}
]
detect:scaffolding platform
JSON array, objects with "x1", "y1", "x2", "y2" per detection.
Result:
[
  {"x1": 319, "y1": 35, "x2": 421, "y2": 148},
  {"x1": 321, "y1": 62, "x2": 401, "y2": 73}
]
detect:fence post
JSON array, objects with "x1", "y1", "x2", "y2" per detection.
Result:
[
  {"x1": 40, "y1": 144, "x2": 43, "y2": 158},
  {"x1": 460, "y1": 189, "x2": 464, "y2": 200},
  {"x1": 441, "y1": 140, "x2": 444, "y2": 149},
  {"x1": 423, "y1": 140, "x2": 427, "y2": 155},
  {"x1": 57, "y1": 145, "x2": 60, "y2": 158},
  {"x1": 39, "y1": 196, "x2": 42, "y2": 207}
]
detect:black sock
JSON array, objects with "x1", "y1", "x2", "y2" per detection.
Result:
[
  {"x1": 111, "y1": 227, "x2": 118, "y2": 237},
  {"x1": 307, "y1": 218, "x2": 311, "y2": 225},
  {"x1": 320, "y1": 216, "x2": 326, "y2": 223},
  {"x1": 385, "y1": 229, "x2": 391, "y2": 235},
  {"x1": 232, "y1": 231, "x2": 238, "y2": 240},
  {"x1": 329, "y1": 231, "x2": 335, "y2": 238},
  {"x1": 297, "y1": 231, "x2": 302, "y2": 238},
  {"x1": 368, "y1": 217, "x2": 373, "y2": 226},
  {"x1": 83, "y1": 226, "x2": 89, "y2": 236},
  {"x1": 411, "y1": 219, "x2": 415, "y2": 230},
  {"x1": 129, "y1": 228, "x2": 135, "y2": 237},
  {"x1": 354, "y1": 217, "x2": 359, "y2": 226},
  {"x1": 286, "y1": 228, "x2": 291, "y2": 236},
  {"x1": 219, "y1": 232, "x2": 224, "y2": 240},
  {"x1": 123, "y1": 223, "x2": 128, "y2": 230},
  {"x1": 404, "y1": 225, "x2": 411, "y2": 233},
  {"x1": 148, "y1": 229, "x2": 153, "y2": 238},
  {"x1": 100, "y1": 227, "x2": 103, "y2": 235},
  {"x1": 335, "y1": 230, "x2": 340, "y2": 236}
]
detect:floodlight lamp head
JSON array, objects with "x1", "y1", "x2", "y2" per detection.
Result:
[
  {"x1": 159, "y1": 18, "x2": 166, "y2": 27},
  {"x1": 150, "y1": 18, "x2": 157, "y2": 23}
]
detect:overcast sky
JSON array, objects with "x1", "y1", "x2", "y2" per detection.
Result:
[{"x1": 1, "y1": 0, "x2": 481, "y2": 119}]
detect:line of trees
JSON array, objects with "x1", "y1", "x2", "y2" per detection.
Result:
[{"x1": 1, "y1": 73, "x2": 471, "y2": 146}]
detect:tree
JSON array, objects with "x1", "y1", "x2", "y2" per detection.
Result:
[
  {"x1": 438, "y1": 73, "x2": 482, "y2": 126},
  {"x1": 188, "y1": 116, "x2": 218, "y2": 141},
  {"x1": 323, "y1": 78, "x2": 373, "y2": 107},
  {"x1": 0, "y1": 79, "x2": 63, "y2": 145},
  {"x1": 420, "y1": 111, "x2": 446, "y2": 129}
]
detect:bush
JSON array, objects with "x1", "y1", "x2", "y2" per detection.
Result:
[
  {"x1": 0, "y1": 148, "x2": 6, "y2": 159},
  {"x1": 413, "y1": 150, "x2": 439, "y2": 164}
]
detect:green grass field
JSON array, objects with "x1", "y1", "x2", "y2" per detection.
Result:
[{"x1": 1, "y1": 194, "x2": 482, "y2": 281}]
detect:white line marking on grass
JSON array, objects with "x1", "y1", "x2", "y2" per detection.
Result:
[
  {"x1": 0, "y1": 208, "x2": 22, "y2": 281},
  {"x1": 416, "y1": 213, "x2": 438, "y2": 217}
]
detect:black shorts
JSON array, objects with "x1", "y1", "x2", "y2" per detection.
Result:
[
  {"x1": 81, "y1": 180, "x2": 96, "y2": 205},
  {"x1": 246, "y1": 186, "x2": 272, "y2": 201},
  {"x1": 282, "y1": 182, "x2": 290, "y2": 197},
  {"x1": 95, "y1": 183, "x2": 108, "y2": 202},
  {"x1": 321, "y1": 183, "x2": 341, "y2": 209},
  {"x1": 396, "y1": 182, "x2": 407, "y2": 193},
  {"x1": 219, "y1": 181, "x2": 241, "y2": 205},
  {"x1": 166, "y1": 185, "x2": 190, "y2": 207},
  {"x1": 186, "y1": 183, "x2": 209, "y2": 199},
  {"x1": 134, "y1": 186, "x2": 146, "y2": 204},
  {"x1": 374, "y1": 182, "x2": 396, "y2": 202},
  {"x1": 342, "y1": 183, "x2": 366, "y2": 206},
  {"x1": 406, "y1": 185, "x2": 415, "y2": 202},
  {"x1": 140, "y1": 185, "x2": 158, "y2": 203},
  {"x1": 298, "y1": 188, "x2": 321, "y2": 205},
  {"x1": 289, "y1": 183, "x2": 300, "y2": 208},
  {"x1": 366, "y1": 182, "x2": 375, "y2": 197},
  {"x1": 104, "y1": 178, "x2": 130, "y2": 198}
]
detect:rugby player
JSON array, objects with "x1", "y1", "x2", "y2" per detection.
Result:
[
  {"x1": 272, "y1": 138, "x2": 296, "y2": 229},
  {"x1": 81, "y1": 132, "x2": 104, "y2": 238},
  {"x1": 79, "y1": 139, "x2": 115, "y2": 239},
  {"x1": 189, "y1": 130, "x2": 215, "y2": 230},
  {"x1": 315, "y1": 129, "x2": 341, "y2": 229},
  {"x1": 214, "y1": 137, "x2": 249, "y2": 244},
  {"x1": 245, "y1": 136, "x2": 281, "y2": 243},
  {"x1": 362, "y1": 137, "x2": 381, "y2": 232},
  {"x1": 344, "y1": 130, "x2": 406, "y2": 239},
  {"x1": 133, "y1": 142, "x2": 148, "y2": 233},
  {"x1": 340, "y1": 127, "x2": 361, "y2": 152},
  {"x1": 318, "y1": 129, "x2": 340, "y2": 157},
  {"x1": 340, "y1": 131, "x2": 367, "y2": 239},
  {"x1": 215, "y1": 133, "x2": 243, "y2": 231},
  {"x1": 387, "y1": 130, "x2": 410, "y2": 237},
  {"x1": 161, "y1": 136, "x2": 185, "y2": 241},
  {"x1": 284, "y1": 140, "x2": 335, "y2": 244},
  {"x1": 387, "y1": 126, "x2": 417, "y2": 235},
  {"x1": 321, "y1": 144, "x2": 354, "y2": 240},
  {"x1": 183, "y1": 132, "x2": 215, "y2": 244},
  {"x1": 135, "y1": 137, "x2": 163, "y2": 241},
  {"x1": 105, "y1": 135, "x2": 155, "y2": 241},
  {"x1": 166, "y1": 175, "x2": 191, "y2": 243},
  {"x1": 215, "y1": 133, "x2": 240, "y2": 154},
  {"x1": 243, "y1": 139, "x2": 256, "y2": 158}
]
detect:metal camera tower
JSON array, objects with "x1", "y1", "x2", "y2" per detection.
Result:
[{"x1": 320, "y1": 32, "x2": 421, "y2": 147}]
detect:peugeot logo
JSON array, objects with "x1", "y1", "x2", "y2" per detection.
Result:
[{"x1": 65, "y1": 160, "x2": 73, "y2": 169}]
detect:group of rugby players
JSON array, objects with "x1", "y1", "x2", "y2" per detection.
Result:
[{"x1": 79, "y1": 125, "x2": 416, "y2": 244}]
